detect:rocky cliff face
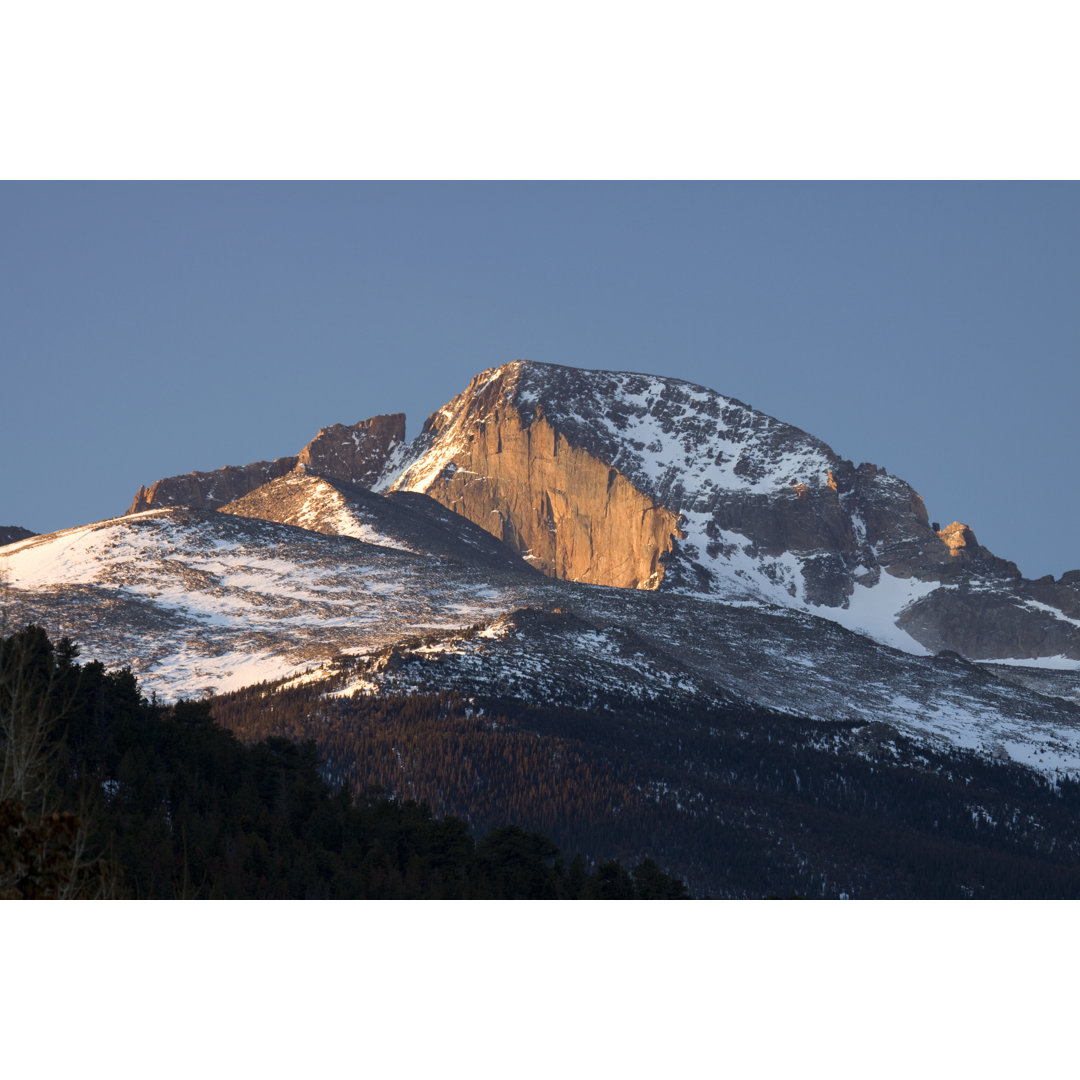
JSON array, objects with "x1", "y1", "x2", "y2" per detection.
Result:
[
  {"x1": 388, "y1": 370, "x2": 678, "y2": 588},
  {"x1": 296, "y1": 414, "x2": 405, "y2": 487},
  {"x1": 385, "y1": 360, "x2": 1079, "y2": 663},
  {"x1": 127, "y1": 414, "x2": 405, "y2": 514},
  {"x1": 386, "y1": 360, "x2": 943, "y2": 602}
]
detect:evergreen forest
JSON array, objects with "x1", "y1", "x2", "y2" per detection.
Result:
[
  {"x1": 0, "y1": 625, "x2": 687, "y2": 899},
  {"x1": 212, "y1": 672, "x2": 1080, "y2": 899}
]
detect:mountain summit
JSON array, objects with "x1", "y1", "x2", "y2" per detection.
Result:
[
  {"x1": 381, "y1": 360, "x2": 1079, "y2": 663},
  {"x1": 116, "y1": 359, "x2": 1080, "y2": 665}
]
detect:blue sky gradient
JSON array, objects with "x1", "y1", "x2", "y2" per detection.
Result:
[{"x1": 3, "y1": 181, "x2": 1077, "y2": 578}]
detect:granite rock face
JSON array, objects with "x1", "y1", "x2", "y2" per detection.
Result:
[{"x1": 390, "y1": 379, "x2": 678, "y2": 589}]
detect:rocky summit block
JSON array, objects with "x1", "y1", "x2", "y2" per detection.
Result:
[{"x1": 296, "y1": 414, "x2": 405, "y2": 488}]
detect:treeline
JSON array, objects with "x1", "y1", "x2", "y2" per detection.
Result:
[
  {"x1": 213, "y1": 676, "x2": 1080, "y2": 899},
  {"x1": 0, "y1": 626, "x2": 686, "y2": 899}
]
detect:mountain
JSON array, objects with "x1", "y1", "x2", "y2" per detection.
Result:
[
  {"x1": 384, "y1": 361, "x2": 1080, "y2": 664},
  {"x1": 4, "y1": 359, "x2": 1080, "y2": 895},
  {"x1": 2, "y1": 357, "x2": 1078, "y2": 774},
  {"x1": 122, "y1": 361, "x2": 1079, "y2": 668}
]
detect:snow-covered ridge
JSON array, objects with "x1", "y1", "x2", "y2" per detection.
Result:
[
  {"x1": 510, "y1": 359, "x2": 840, "y2": 506},
  {"x1": 389, "y1": 359, "x2": 839, "y2": 506},
  {"x1": 0, "y1": 508, "x2": 532, "y2": 698},
  {"x1": 225, "y1": 471, "x2": 417, "y2": 552}
]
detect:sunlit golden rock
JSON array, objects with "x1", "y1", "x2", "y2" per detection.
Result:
[{"x1": 937, "y1": 521, "x2": 979, "y2": 556}]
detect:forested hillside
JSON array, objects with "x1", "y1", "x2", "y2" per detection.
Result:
[
  {"x1": 213, "y1": 676, "x2": 1080, "y2": 899},
  {"x1": 0, "y1": 626, "x2": 686, "y2": 899}
]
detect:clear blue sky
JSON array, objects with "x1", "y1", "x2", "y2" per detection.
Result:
[{"x1": 3, "y1": 181, "x2": 1077, "y2": 579}]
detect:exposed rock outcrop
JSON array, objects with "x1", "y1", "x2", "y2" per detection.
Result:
[
  {"x1": 126, "y1": 414, "x2": 406, "y2": 514},
  {"x1": 127, "y1": 457, "x2": 299, "y2": 514},
  {"x1": 899, "y1": 584, "x2": 1080, "y2": 661},
  {"x1": 392, "y1": 389, "x2": 678, "y2": 589},
  {"x1": 296, "y1": 414, "x2": 405, "y2": 487},
  {"x1": 0, "y1": 525, "x2": 36, "y2": 547}
]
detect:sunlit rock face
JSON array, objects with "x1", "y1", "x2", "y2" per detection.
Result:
[
  {"x1": 390, "y1": 372, "x2": 678, "y2": 589},
  {"x1": 126, "y1": 414, "x2": 405, "y2": 514},
  {"x1": 939, "y1": 520, "x2": 978, "y2": 555}
]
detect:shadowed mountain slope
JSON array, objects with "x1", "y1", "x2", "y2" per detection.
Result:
[{"x1": 220, "y1": 470, "x2": 533, "y2": 573}]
